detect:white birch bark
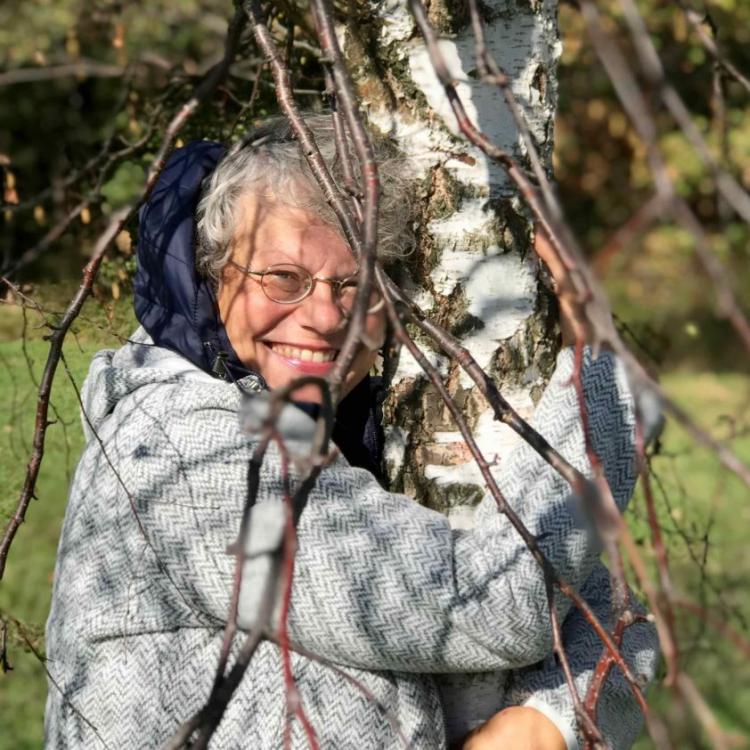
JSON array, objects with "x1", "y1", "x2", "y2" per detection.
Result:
[
  {"x1": 339, "y1": 1, "x2": 562, "y2": 740},
  {"x1": 341, "y1": 0, "x2": 561, "y2": 520}
]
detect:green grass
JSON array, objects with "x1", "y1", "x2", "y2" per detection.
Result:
[
  {"x1": 0, "y1": 294, "x2": 748, "y2": 748},
  {"x1": 631, "y1": 372, "x2": 750, "y2": 749},
  {"x1": 0, "y1": 339, "x2": 92, "y2": 748},
  {"x1": 0, "y1": 289, "x2": 136, "y2": 748}
]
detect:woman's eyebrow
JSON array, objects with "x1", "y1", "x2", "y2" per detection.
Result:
[{"x1": 244, "y1": 245, "x2": 297, "y2": 266}]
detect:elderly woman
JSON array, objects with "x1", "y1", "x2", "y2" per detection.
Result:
[{"x1": 45, "y1": 117, "x2": 658, "y2": 749}]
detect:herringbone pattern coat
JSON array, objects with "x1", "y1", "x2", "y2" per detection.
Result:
[{"x1": 45, "y1": 330, "x2": 658, "y2": 748}]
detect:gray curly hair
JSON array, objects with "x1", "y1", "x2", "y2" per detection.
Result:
[{"x1": 195, "y1": 114, "x2": 414, "y2": 284}]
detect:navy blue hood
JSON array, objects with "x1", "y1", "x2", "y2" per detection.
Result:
[
  {"x1": 133, "y1": 140, "x2": 384, "y2": 478},
  {"x1": 135, "y1": 140, "x2": 253, "y2": 381}
]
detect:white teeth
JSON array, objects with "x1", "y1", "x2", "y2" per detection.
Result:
[{"x1": 271, "y1": 344, "x2": 336, "y2": 362}]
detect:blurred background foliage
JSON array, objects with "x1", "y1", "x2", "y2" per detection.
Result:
[
  {"x1": 0, "y1": 0, "x2": 749, "y2": 747},
  {"x1": 556, "y1": 0, "x2": 750, "y2": 371}
]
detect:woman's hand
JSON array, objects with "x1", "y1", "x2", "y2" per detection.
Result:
[
  {"x1": 534, "y1": 227, "x2": 592, "y2": 348},
  {"x1": 461, "y1": 705, "x2": 568, "y2": 750}
]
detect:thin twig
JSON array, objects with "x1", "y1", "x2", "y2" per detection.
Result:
[
  {"x1": 308, "y1": 0, "x2": 381, "y2": 396},
  {"x1": 675, "y1": 0, "x2": 750, "y2": 95},
  {"x1": 578, "y1": 0, "x2": 750, "y2": 358},
  {"x1": 0, "y1": 2, "x2": 249, "y2": 579},
  {"x1": 617, "y1": 0, "x2": 750, "y2": 227}
]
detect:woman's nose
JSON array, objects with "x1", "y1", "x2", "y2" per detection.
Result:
[{"x1": 296, "y1": 280, "x2": 345, "y2": 335}]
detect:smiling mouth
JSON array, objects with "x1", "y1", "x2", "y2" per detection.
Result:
[{"x1": 265, "y1": 342, "x2": 339, "y2": 363}]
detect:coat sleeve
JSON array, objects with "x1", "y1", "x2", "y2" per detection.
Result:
[
  {"x1": 119, "y1": 347, "x2": 639, "y2": 673},
  {"x1": 506, "y1": 563, "x2": 660, "y2": 750}
]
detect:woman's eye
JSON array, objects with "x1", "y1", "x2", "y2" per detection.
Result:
[
  {"x1": 263, "y1": 269, "x2": 306, "y2": 296},
  {"x1": 267, "y1": 269, "x2": 304, "y2": 285}
]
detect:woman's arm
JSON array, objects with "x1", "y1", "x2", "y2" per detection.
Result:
[
  {"x1": 502, "y1": 563, "x2": 660, "y2": 750},
  {"x1": 285, "y1": 346, "x2": 637, "y2": 672},
  {"x1": 112, "y1": 335, "x2": 637, "y2": 673},
  {"x1": 437, "y1": 564, "x2": 658, "y2": 750}
]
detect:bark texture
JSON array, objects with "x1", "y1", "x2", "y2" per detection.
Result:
[{"x1": 341, "y1": 0, "x2": 562, "y2": 527}]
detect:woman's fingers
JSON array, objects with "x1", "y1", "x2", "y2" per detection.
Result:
[{"x1": 461, "y1": 706, "x2": 568, "y2": 750}]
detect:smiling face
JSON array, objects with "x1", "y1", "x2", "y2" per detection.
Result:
[{"x1": 217, "y1": 193, "x2": 387, "y2": 403}]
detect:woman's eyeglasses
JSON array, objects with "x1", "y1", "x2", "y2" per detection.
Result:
[{"x1": 228, "y1": 261, "x2": 383, "y2": 314}]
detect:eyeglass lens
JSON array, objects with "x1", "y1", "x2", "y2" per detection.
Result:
[
  {"x1": 261, "y1": 264, "x2": 382, "y2": 313},
  {"x1": 261, "y1": 265, "x2": 310, "y2": 301}
]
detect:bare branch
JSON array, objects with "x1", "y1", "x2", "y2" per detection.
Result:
[
  {"x1": 676, "y1": 0, "x2": 750, "y2": 95},
  {"x1": 0, "y1": 2, "x2": 249, "y2": 579},
  {"x1": 578, "y1": 0, "x2": 750, "y2": 358},
  {"x1": 616, "y1": 0, "x2": 750, "y2": 227}
]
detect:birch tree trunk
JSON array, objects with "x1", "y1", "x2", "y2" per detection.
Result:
[
  {"x1": 339, "y1": 1, "x2": 562, "y2": 739},
  {"x1": 341, "y1": 0, "x2": 561, "y2": 521}
]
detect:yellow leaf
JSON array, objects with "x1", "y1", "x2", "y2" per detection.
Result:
[
  {"x1": 587, "y1": 99, "x2": 607, "y2": 122},
  {"x1": 80, "y1": 207, "x2": 91, "y2": 225},
  {"x1": 4, "y1": 169, "x2": 18, "y2": 205},
  {"x1": 111, "y1": 281, "x2": 121, "y2": 300},
  {"x1": 608, "y1": 112, "x2": 628, "y2": 138},
  {"x1": 33, "y1": 205, "x2": 46, "y2": 224},
  {"x1": 115, "y1": 230, "x2": 132, "y2": 254}
]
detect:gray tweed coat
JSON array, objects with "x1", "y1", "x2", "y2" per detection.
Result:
[{"x1": 44, "y1": 329, "x2": 658, "y2": 749}]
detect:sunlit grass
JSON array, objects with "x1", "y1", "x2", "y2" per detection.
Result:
[
  {"x1": 0, "y1": 292, "x2": 135, "y2": 748},
  {"x1": 632, "y1": 371, "x2": 750, "y2": 748}
]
